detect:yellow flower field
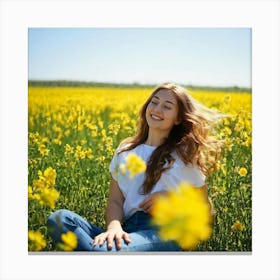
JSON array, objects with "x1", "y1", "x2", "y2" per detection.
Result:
[{"x1": 28, "y1": 86, "x2": 252, "y2": 251}]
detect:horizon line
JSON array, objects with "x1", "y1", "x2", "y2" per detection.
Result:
[{"x1": 28, "y1": 79, "x2": 252, "y2": 91}]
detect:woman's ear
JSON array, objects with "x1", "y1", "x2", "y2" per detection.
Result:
[{"x1": 175, "y1": 117, "x2": 181, "y2": 125}]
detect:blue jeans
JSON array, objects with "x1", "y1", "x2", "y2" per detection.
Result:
[{"x1": 47, "y1": 209, "x2": 182, "y2": 251}]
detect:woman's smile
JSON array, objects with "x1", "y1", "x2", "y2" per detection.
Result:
[{"x1": 150, "y1": 114, "x2": 164, "y2": 121}]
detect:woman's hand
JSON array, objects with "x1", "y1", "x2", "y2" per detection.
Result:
[
  {"x1": 93, "y1": 220, "x2": 131, "y2": 250},
  {"x1": 138, "y1": 191, "x2": 166, "y2": 214}
]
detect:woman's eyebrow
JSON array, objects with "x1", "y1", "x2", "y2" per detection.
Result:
[{"x1": 153, "y1": 95, "x2": 175, "y2": 105}]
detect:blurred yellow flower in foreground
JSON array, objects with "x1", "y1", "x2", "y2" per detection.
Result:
[
  {"x1": 151, "y1": 182, "x2": 213, "y2": 250},
  {"x1": 125, "y1": 153, "x2": 146, "y2": 178},
  {"x1": 239, "y1": 167, "x2": 248, "y2": 177},
  {"x1": 28, "y1": 230, "x2": 46, "y2": 251},
  {"x1": 61, "y1": 231, "x2": 78, "y2": 251}
]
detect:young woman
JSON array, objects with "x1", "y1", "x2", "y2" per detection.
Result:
[{"x1": 47, "y1": 82, "x2": 223, "y2": 251}]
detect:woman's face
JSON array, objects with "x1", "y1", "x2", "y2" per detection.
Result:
[{"x1": 145, "y1": 89, "x2": 180, "y2": 134}]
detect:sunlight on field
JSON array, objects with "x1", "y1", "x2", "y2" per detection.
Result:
[{"x1": 28, "y1": 87, "x2": 252, "y2": 251}]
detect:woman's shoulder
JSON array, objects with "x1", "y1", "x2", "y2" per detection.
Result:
[
  {"x1": 117, "y1": 139, "x2": 156, "y2": 154},
  {"x1": 116, "y1": 138, "x2": 134, "y2": 152},
  {"x1": 171, "y1": 151, "x2": 204, "y2": 174},
  {"x1": 116, "y1": 143, "x2": 131, "y2": 152},
  {"x1": 164, "y1": 152, "x2": 206, "y2": 187}
]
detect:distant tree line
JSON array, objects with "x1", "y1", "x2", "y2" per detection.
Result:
[{"x1": 28, "y1": 80, "x2": 251, "y2": 92}]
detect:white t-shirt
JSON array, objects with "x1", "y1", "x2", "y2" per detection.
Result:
[{"x1": 109, "y1": 143, "x2": 206, "y2": 219}]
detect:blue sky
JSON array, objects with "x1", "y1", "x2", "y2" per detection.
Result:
[{"x1": 28, "y1": 28, "x2": 251, "y2": 88}]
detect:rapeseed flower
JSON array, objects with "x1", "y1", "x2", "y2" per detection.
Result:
[
  {"x1": 29, "y1": 167, "x2": 59, "y2": 209},
  {"x1": 43, "y1": 167, "x2": 57, "y2": 187},
  {"x1": 28, "y1": 185, "x2": 40, "y2": 200},
  {"x1": 84, "y1": 148, "x2": 93, "y2": 159},
  {"x1": 53, "y1": 138, "x2": 62, "y2": 145},
  {"x1": 239, "y1": 167, "x2": 248, "y2": 177},
  {"x1": 151, "y1": 182, "x2": 213, "y2": 250},
  {"x1": 224, "y1": 127, "x2": 232, "y2": 136},
  {"x1": 38, "y1": 144, "x2": 49, "y2": 156},
  {"x1": 108, "y1": 122, "x2": 120, "y2": 136},
  {"x1": 28, "y1": 185, "x2": 34, "y2": 198},
  {"x1": 32, "y1": 178, "x2": 46, "y2": 190},
  {"x1": 64, "y1": 143, "x2": 74, "y2": 154},
  {"x1": 73, "y1": 145, "x2": 93, "y2": 160},
  {"x1": 39, "y1": 187, "x2": 60, "y2": 209},
  {"x1": 74, "y1": 145, "x2": 85, "y2": 159},
  {"x1": 28, "y1": 230, "x2": 46, "y2": 251},
  {"x1": 125, "y1": 153, "x2": 146, "y2": 178},
  {"x1": 61, "y1": 231, "x2": 78, "y2": 251},
  {"x1": 232, "y1": 220, "x2": 244, "y2": 231},
  {"x1": 33, "y1": 167, "x2": 57, "y2": 189}
]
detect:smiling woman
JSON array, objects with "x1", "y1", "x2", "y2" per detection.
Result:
[
  {"x1": 46, "y1": 82, "x2": 225, "y2": 252},
  {"x1": 118, "y1": 83, "x2": 225, "y2": 195}
]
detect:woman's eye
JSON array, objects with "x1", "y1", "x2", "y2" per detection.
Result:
[{"x1": 164, "y1": 106, "x2": 171, "y2": 110}]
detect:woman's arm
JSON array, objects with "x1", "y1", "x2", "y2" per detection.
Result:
[
  {"x1": 93, "y1": 176, "x2": 131, "y2": 250},
  {"x1": 105, "y1": 176, "x2": 125, "y2": 226},
  {"x1": 139, "y1": 191, "x2": 167, "y2": 214}
]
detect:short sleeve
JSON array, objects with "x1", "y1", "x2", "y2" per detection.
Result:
[{"x1": 109, "y1": 149, "x2": 119, "y2": 181}]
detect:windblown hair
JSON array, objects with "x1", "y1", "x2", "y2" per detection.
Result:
[{"x1": 118, "y1": 82, "x2": 225, "y2": 194}]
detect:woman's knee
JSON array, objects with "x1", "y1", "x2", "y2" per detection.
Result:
[
  {"x1": 47, "y1": 209, "x2": 68, "y2": 225},
  {"x1": 47, "y1": 209, "x2": 76, "y2": 235},
  {"x1": 47, "y1": 209, "x2": 76, "y2": 242}
]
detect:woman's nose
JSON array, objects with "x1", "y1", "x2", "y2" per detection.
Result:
[{"x1": 152, "y1": 104, "x2": 162, "y2": 114}]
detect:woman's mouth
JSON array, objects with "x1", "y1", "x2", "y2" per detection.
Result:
[{"x1": 151, "y1": 114, "x2": 163, "y2": 121}]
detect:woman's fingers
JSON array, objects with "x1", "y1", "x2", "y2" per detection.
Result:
[
  {"x1": 93, "y1": 231, "x2": 131, "y2": 250},
  {"x1": 93, "y1": 233, "x2": 108, "y2": 247},
  {"x1": 139, "y1": 197, "x2": 152, "y2": 210},
  {"x1": 93, "y1": 235, "x2": 99, "y2": 246},
  {"x1": 106, "y1": 233, "x2": 115, "y2": 249},
  {"x1": 114, "y1": 234, "x2": 123, "y2": 249},
  {"x1": 114, "y1": 232, "x2": 131, "y2": 249},
  {"x1": 144, "y1": 202, "x2": 152, "y2": 212},
  {"x1": 122, "y1": 232, "x2": 131, "y2": 244},
  {"x1": 140, "y1": 199, "x2": 153, "y2": 213}
]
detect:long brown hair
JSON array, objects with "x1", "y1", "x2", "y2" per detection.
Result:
[{"x1": 119, "y1": 83, "x2": 224, "y2": 194}]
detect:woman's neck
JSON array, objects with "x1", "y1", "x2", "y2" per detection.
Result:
[{"x1": 145, "y1": 130, "x2": 169, "y2": 147}]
